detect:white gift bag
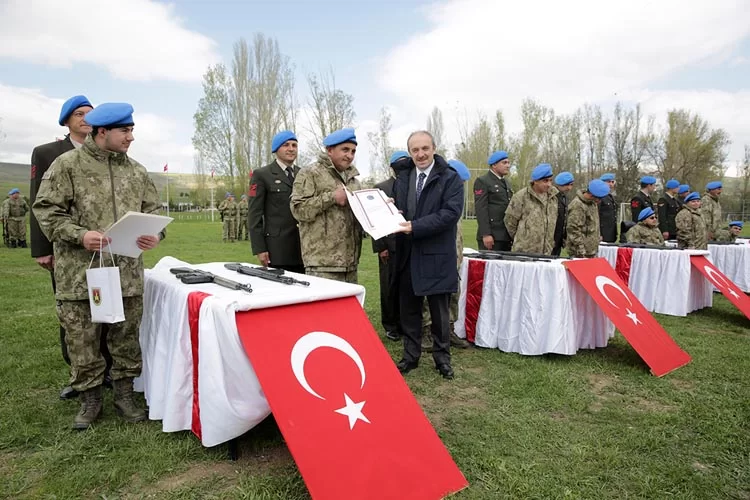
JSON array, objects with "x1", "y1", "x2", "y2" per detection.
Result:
[{"x1": 86, "y1": 243, "x2": 125, "y2": 323}]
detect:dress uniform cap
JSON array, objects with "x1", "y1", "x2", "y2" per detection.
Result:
[
  {"x1": 554, "y1": 171, "x2": 574, "y2": 186},
  {"x1": 323, "y1": 127, "x2": 357, "y2": 147},
  {"x1": 684, "y1": 191, "x2": 700, "y2": 202},
  {"x1": 8, "y1": 188, "x2": 20, "y2": 195},
  {"x1": 678, "y1": 184, "x2": 690, "y2": 194},
  {"x1": 84, "y1": 103, "x2": 134, "y2": 127},
  {"x1": 58, "y1": 95, "x2": 92, "y2": 126},
  {"x1": 531, "y1": 163, "x2": 553, "y2": 181},
  {"x1": 600, "y1": 173, "x2": 615, "y2": 182},
  {"x1": 390, "y1": 150, "x2": 409, "y2": 165},
  {"x1": 665, "y1": 179, "x2": 680, "y2": 189},
  {"x1": 729, "y1": 221, "x2": 744, "y2": 228},
  {"x1": 487, "y1": 150, "x2": 509, "y2": 165},
  {"x1": 587, "y1": 179, "x2": 610, "y2": 198},
  {"x1": 706, "y1": 181, "x2": 722, "y2": 190},
  {"x1": 271, "y1": 130, "x2": 297, "y2": 153},
  {"x1": 640, "y1": 176, "x2": 656, "y2": 185},
  {"x1": 638, "y1": 207, "x2": 655, "y2": 221},
  {"x1": 447, "y1": 159, "x2": 471, "y2": 181}
]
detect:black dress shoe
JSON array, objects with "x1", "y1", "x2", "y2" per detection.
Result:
[
  {"x1": 385, "y1": 330, "x2": 401, "y2": 341},
  {"x1": 59, "y1": 385, "x2": 79, "y2": 400},
  {"x1": 396, "y1": 359, "x2": 418, "y2": 375},
  {"x1": 435, "y1": 363, "x2": 454, "y2": 380}
]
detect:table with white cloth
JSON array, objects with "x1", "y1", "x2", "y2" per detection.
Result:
[
  {"x1": 597, "y1": 245, "x2": 712, "y2": 316},
  {"x1": 707, "y1": 243, "x2": 750, "y2": 292},
  {"x1": 134, "y1": 256, "x2": 366, "y2": 447},
  {"x1": 454, "y1": 257, "x2": 615, "y2": 355}
]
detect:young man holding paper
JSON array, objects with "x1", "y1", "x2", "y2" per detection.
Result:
[{"x1": 33, "y1": 102, "x2": 164, "y2": 430}]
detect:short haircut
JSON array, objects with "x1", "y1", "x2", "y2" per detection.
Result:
[
  {"x1": 640, "y1": 182, "x2": 649, "y2": 188},
  {"x1": 406, "y1": 130, "x2": 436, "y2": 150}
]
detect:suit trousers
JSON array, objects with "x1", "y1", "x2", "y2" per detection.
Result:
[
  {"x1": 378, "y1": 256, "x2": 399, "y2": 333},
  {"x1": 399, "y1": 262, "x2": 451, "y2": 366}
]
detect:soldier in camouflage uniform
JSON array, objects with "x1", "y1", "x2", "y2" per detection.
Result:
[
  {"x1": 504, "y1": 163, "x2": 558, "y2": 254},
  {"x1": 626, "y1": 207, "x2": 665, "y2": 245},
  {"x1": 236, "y1": 194, "x2": 249, "y2": 240},
  {"x1": 714, "y1": 221, "x2": 742, "y2": 242},
  {"x1": 566, "y1": 179, "x2": 610, "y2": 258},
  {"x1": 290, "y1": 128, "x2": 363, "y2": 283},
  {"x1": 675, "y1": 192, "x2": 707, "y2": 250},
  {"x1": 700, "y1": 181, "x2": 723, "y2": 240},
  {"x1": 33, "y1": 103, "x2": 164, "y2": 430},
  {"x1": 1, "y1": 188, "x2": 29, "y2": 248},
  {"x1": 218, "y1": 193, "x2": 237, "y2": 242}
]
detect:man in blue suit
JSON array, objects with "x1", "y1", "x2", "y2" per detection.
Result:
[{"x1": 392, "y1": 131, "x2": 464, "y2": 380}]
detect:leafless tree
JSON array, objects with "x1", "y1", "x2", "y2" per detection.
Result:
[{"x1": 367, "y1": 107, "x2": 394, "y2": 181}]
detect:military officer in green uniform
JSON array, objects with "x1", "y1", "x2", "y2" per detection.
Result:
[
  {"x1": 236, "y1": 194, "x2": 249, "y2": 240},
  {"x1": 566, "y1": 179, "x2": 610, "y2": 258},
  {"x1": 626, "y1": 207, "x2": 665, "y2": 245},
  {"x1": 504, "y1": 163, "x2": 558, "y2": 255},
  {"x1": 701, "y1": 181, "x2": 723, "y2": 240},
  {"x1": 248, "y1": 130, "x2": 304, "y2": 273},
  {"x1": 630, "y1": 176, "x2": 656, "y2": 221},
  {"x1": 1, "y1": 188, "x2": 29, "y2": 248},
  {"x1": 218, "y1": 193, "x2": 237, "y2": 242},
  {"x1": 33, "y1": 103, "x2": 164, "y2": 430},
  {"x1": 675, "y1": 192, "x2": 707, "y2": 250},
  {"x1": 657, "y1": 179, "x2": 681, "y2": 240},
  {"x1": 474, "y1": 150, "x2": 513, "y2": 251},
  {"x1": 714, "y1": 221, "x2": 743, "y2": 242}
]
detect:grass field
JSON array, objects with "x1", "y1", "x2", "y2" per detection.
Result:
[{"x1": 0, "y1": 218, "x2": 748, "y2": 499}]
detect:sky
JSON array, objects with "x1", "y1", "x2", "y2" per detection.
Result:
[{"x1": 0, "y1": 0, "x2": 749, "y2": 178}]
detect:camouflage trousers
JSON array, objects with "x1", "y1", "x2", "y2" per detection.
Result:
[
  {"x1": 57, "y1": 296, "x2": 144, "y2": 392},
  {"x1": 306, "y1": 269, "x2": 358, "y2": 284},
  {"x1": 6, "y1": 217, "x2": 26, "y2": 241},
  {"x1": 236, "y1": 216, "x2": 248, "y2": 240},
  {"x1": 223, "y1": 218, "x2": 236, "y2": 241}
]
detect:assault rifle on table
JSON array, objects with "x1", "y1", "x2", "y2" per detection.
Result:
[
  {"x1": 600, "y1": 243, "x2": 681, "y2": 250},
  {"x1": 169, "y1": 267, "x2": 253, "y2": 293},
  {"x1": 224, "y1": 263, "x2": 310, "y2": 286},
  {"x1": 707, "y1": 240, "x2": 743, "y2": 245},
  {"x1": 475, "y1": 249, "x2": 572, "y2": 262},
  {"x1": 466, "y1": 251, "x2": 552, "y2": 263}
]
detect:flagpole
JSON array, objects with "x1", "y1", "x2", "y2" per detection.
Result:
[{"x1": 166, "y1": 162, "x2": 170, "y2": 217}]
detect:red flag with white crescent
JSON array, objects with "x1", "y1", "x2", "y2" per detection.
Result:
[
  {"x1": 690, "y1": 255, "x2": 750, "y2": 320},
  {"x1": 564, "y1": 258, "x2": 691, "y2": 376},
  {"x1": 235, "y1": 296, "x2": 468, "y2": 499}
]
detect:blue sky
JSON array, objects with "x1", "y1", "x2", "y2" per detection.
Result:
[{"x1": 1, "y1": 0, "x2": 748, "y2": 176}]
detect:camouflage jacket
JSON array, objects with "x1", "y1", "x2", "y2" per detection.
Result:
[
  {"x1": 626, "y1": 222, "x2": 665, "y2": 246},
  {"x1": 290, "y1": 156, "x2": 363, "y2": 271},
  {"x1": 237, "y1": 199, "x2": 248, "y2": 217},
  {"x1": 713, "y1": 227, "x2": 736, "y2": 243},
  {"x1": 504, "y1": 185, "x2": 558, "y2": 254},
  {"x1": 218, "y1": 200, "x2": 238, "y2": 218},
  {"x1": 700, "y1": 194, "x2": 722, "y2": 236},
  {"x1": 33, "y1": 135, "x2": 162, "y2": 300},
  {"x1": 565, "y1": 191, "x2": 601, "y2": 257},
  {"x1": 2, "y1": 197, "x2": 29, "y2": 219},
  {"x1": 675, "y1": 206, "x2": 707, "y2": 250}
]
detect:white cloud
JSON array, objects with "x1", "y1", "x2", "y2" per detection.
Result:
[
  {"x1": 377, "y1": 0, "x2": 750, "y2": 164},
  {"x1": 0, "y1": 0, "x2": 219, "y2": 83}
]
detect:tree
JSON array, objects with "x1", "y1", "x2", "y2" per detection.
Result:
[
  {"x1": 367, "y1": 107, "x2": 394, "y2": 181},
  {"x1": 609, "y1": 102, "x2": 646, "y2": 204},
  {"x1": 581, "y1": 104, "x2": 608, "y2": 178},
  {"x1": 493, "y1": 110, "x2": 509, "y2": 152},
  {"x1": 508, "y1": 99, "x2": 554, "y2": 189},
  {"x1": 305, "y1": 68, "x2": 356, "y2": 153},
  {"x1": 426, "y1": 107, "x2": 448, "y2": 157},
  {"x1": 740, "y1": 144, "x2": 750, "y2": 218}
]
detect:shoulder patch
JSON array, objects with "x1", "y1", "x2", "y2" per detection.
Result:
[
  {"x1": 248, "y1": 183, "x2": 258, "y2": 197},
  {"x1": 631, "y1": 200, "x2": 639, "y2": 208},
  {"x1": 30, "y1": 165, "x2": 36, "y2": 179},
  {"x1": 474, "y1": 189, "x2": 484, "y2": 196}
]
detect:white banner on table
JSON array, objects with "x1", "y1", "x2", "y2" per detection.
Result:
[{"x1": 346, "y1": 188, "x2": 405, "y2": 240}]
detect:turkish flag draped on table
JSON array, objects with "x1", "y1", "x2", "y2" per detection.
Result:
[
  {"x1": 236, "y1": 296, "x2": 468, "y2": 500},
  {"x1": 564, "y1": 258, "x2": 691, "y2": 377},
  {"x1": 690, "y1": 255, "x2": 750, "y2": 320}
]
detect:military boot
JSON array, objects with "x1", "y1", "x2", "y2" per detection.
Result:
[
  {"x1": 19, "y1": 240, "x2": 27, "y2": 248},
  {"x1": 72, "y1": 386, "x2": 103, "y2": 430},
  {"x1": 113, "y1": 377, "x2": 146, "y2": 423},
  {"x1": 450, "y1": 323, "x2": 471, "y2": 349}
]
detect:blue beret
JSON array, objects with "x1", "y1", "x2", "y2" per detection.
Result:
[
  {"x1": 554, "y1": 171, "x2": 574, "y2": 186},
  {"x1": 8, "y1": 188, "x2": 20, "y2": 195},
  {"x1": 323, "y1": 127, "x2": 357, "y2": 147},
  {"x1": 684, "y1": 191, "x2": 700, "y2": 202},
  {"x1": 531, "y1": 163, "x2": 553, "y2": 181},
  {"x1": 488, "y1": 150, "x2": 509, "y2": 165},
  {"x1": 640, "y1": 176, "x2": 656, "y2": 185},
  {"x1": 447, "y1": 159, "x2": 471, "y2": 181},
  {"x1": 58, "y1": 95, "x2": 92, "y2": 126},
  {"x1": 588, "y1": 179, "x2": 610, "y2": 198},
  {"x1": 225, "y1": 192, "x2": 231, "y2": 198},
  {"x1": 227, "y1": 193, "x2": 235, "y2": 198},
  {"x1": 729, "y1": 221, "x2": 744, "y2": 228},
  {"x1": 638, "y1": 207, "x2": 655, "y2": 221},
  {"x1": 84, "y1": 103, "x2": 134, "y2": 127},
  {"x1": 271, "y1": 130, "x2": 297, "y2": 153},
  {"x1": 665, "y1": 179, "x2": 680, "y2": 189},
  {"x1": 600, "y1": 173, "x2": 615, "y2": 182},
  {"x1": 390, "y1": 150, "x2": 409, "y2": 165},
  {"x1": 678, "y1": 184, "x2": 690, "y2": 194},
  {"x1": 706, "y1": 181, "x2": 722, "y2": 190}
]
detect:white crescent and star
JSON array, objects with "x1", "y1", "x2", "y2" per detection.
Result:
[
  {"x1": 704, "y1": 265, "x2": 740, "y2": 299},
  {"x1": 290, "y1": 331, "x2": 370, "y2": 430},
  {"x1": 594, "y1": 275, "x2": 641, "y2": 325}
]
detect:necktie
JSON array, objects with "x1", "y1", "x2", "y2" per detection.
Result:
[
  {"x1": 286, "y1": 167, "x2": 294, "y2": 183},
  {"x1": 416, "y1": 172, "x2": 426, "y2": 201}
]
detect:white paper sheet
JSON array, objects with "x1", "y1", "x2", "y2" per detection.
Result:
[
  {"x1": 103, "y1": 211, "x2": 173, "y2": 258},
  {"x1": 346, "y1": 188, "x2": 406, "y2": 240}
]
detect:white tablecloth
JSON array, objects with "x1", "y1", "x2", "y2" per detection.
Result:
[
  {"x1": 454, "y1": 257, "x2": 615, "y2": 355},
  {"x1": 135, "y1": 256, "x2": 366, "y2": 447},
  {"x1": 707, "y1": 244, "x2": 750, "y2": 293},
  {"x1": 597, "y1": 246, "x2": 712, "y2": 316}
]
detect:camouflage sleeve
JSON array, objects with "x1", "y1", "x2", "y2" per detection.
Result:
[
  {"x1": 140, "y1": 173, "x2": 165, "y2": 240},
  {"x1": 503, "y1": 192, "x2": 522, "y2": 239},
  {"x1": 675, "y1": 211, "x2": 690, "y2": 247},
  {"x1": 625, "y1": 225, "x2": 638, "y2": 243},
  {"x1": 32, "y1": 159, "x2": 87, "y2": 245},
  {"x1": 473, "y1": 176, "x2": 491, "y2": 237},
  {"x1": 290, "y1": 168, "x2": 336, "y2": 223},
  {"x1": 566, "y1": 202, "x2": 586, "y2": 255},
  {"x1": 1, "y1": 199, "x2": 8, "y2": 218}
]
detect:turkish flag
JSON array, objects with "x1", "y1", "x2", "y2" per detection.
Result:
[
  {"x1": 236, "y1": 296, "x2": 468, "y2": 500},
  {"x1": 163, "y1": 163, "x2": 169, "y2": 172},
  {"x1": 690, "y1": 255, "x2": 750, "y2": 320},
  {"x1": 565, "y1": 258, "x2": 691, "y2": 377}
]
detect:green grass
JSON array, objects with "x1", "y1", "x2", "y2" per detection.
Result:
[{"x1": 0, "y1": 219, "x2": 748, "y2": 499}]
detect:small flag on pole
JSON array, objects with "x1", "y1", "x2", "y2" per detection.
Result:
[
  {"x1": 163, "y1": 163, "x2": 169, "y2": 172},
  {"x1": 211, "y1": 168, "x2": 215, "y2": 179}
]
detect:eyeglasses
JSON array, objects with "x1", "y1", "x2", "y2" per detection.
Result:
[{"x1": 647, "y1": 216, "x2": 657, "y2": 220}]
